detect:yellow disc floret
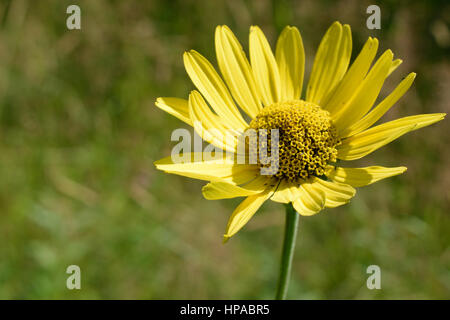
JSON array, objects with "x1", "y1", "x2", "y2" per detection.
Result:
[{"x1": 248, "y1": 100, "x2": 340, "y2": 181}]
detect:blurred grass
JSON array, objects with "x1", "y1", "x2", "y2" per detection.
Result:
[{"x1": 0, "y1": 0, "x2": 448, "y2": 299}]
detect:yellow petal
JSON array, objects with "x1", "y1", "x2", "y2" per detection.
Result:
[
  {"x1": 215, "y1": 25, "x2": 262, "y2": 118},
  {"x1": 154, "y1": 153, "x2": 258, "y2": 184},
  {"x1": 337, "y1": 113, "x2": 446, "y2": 160},
  {"x1": 271, "y1": 179, "x2": 299, "y2": 203},
  {"x1": 240, "y1": 175, "x2": 276, "y2": 192},
  {"x1": 275, "y1": 26, "x2": 305, "y2": 101},
  {"x1": 155, "y1": 97, "x2": 192, "y2": 125},
  {"x1": 306, "y1": 22, "x2": 352, "y2": 105},
  {"x1": 183, "y1": 50, "x2": 247, "y2": 130},
  {"x1": 326, "y1": 165, "x2": 407, "y2": 187},
  {"x1": 202, "y1": 175, "x2": 271, "y2": 200},
  {"x1": 342, "y1": 73, "x2": 416, "y2": 137},
  {"x1": 188, "y1": 90, "x2": 238, "y2": 153},
  {"x1": 311, "y1": 178, "x2": 356, "y2": 208},
  {"x1": 322, "y1": 37, "x2": 379, "y2": 114},
  {"x1": 292, "y1": 182, "x2": 326, "y2": 216},
  {"x1": 332, "y1": 50, "x2": 393, "y2": 131},
  {"x1": 223, "y1": 188, "x2": 274, "y2": 242},
  {"x1": 202, "y1": 181, "x2": 261, "y2": 200},
  {"x1": 249, "y1": 26, "x2": 281, "y2": 106}
]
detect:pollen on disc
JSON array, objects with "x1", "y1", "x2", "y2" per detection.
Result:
[{"x1": 247, "y1": 100, "x2": 340, "y2": 181}]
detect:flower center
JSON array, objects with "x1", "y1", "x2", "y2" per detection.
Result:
[{"x1": 248, "y1": 100, "x2": 340, "y2": 181}]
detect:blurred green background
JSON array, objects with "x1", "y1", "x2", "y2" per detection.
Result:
[{"x1": 0, "y1": 0, "x2": 448, "y2": 299}]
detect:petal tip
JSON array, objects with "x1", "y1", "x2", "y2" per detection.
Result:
[
  {"x1": 385, "y1": 49, "x2": 394, "y2": 58},
  {"x1": 222, "y1": 235, "x2": 231, "y2": 244},
  {"x1": 216, "y1": 25, "x2": 229, "y2": 33},
  {"x1": 201, "y1": 184, "x2": 213, "y2": 200},
  {"x1": 153, "y1": 159, "x2": 163, "y2": 167},
  {"x1": 250, "y1": 25, "x2": 261, "y2": 33}
]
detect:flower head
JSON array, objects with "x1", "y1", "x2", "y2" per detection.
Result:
[{"x1": 154, "y1": 22, "x2": 445, "y2": 242}]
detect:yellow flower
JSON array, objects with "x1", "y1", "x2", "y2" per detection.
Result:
[{"x1": 154, "y1": 22, "x2": 445, "y2": 242}]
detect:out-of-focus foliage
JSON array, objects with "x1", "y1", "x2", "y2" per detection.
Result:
[{"x1": 0, "y1": 0, "x2": 448, "y2": 299}]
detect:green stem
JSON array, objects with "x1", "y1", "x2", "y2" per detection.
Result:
[{"x1": 275, "y1": 203, "x2": 299, "y2": 300}]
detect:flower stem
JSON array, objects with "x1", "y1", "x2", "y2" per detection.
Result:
[{"x1": 275, "y1": 203, "x2": 299, "y2": 300}]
